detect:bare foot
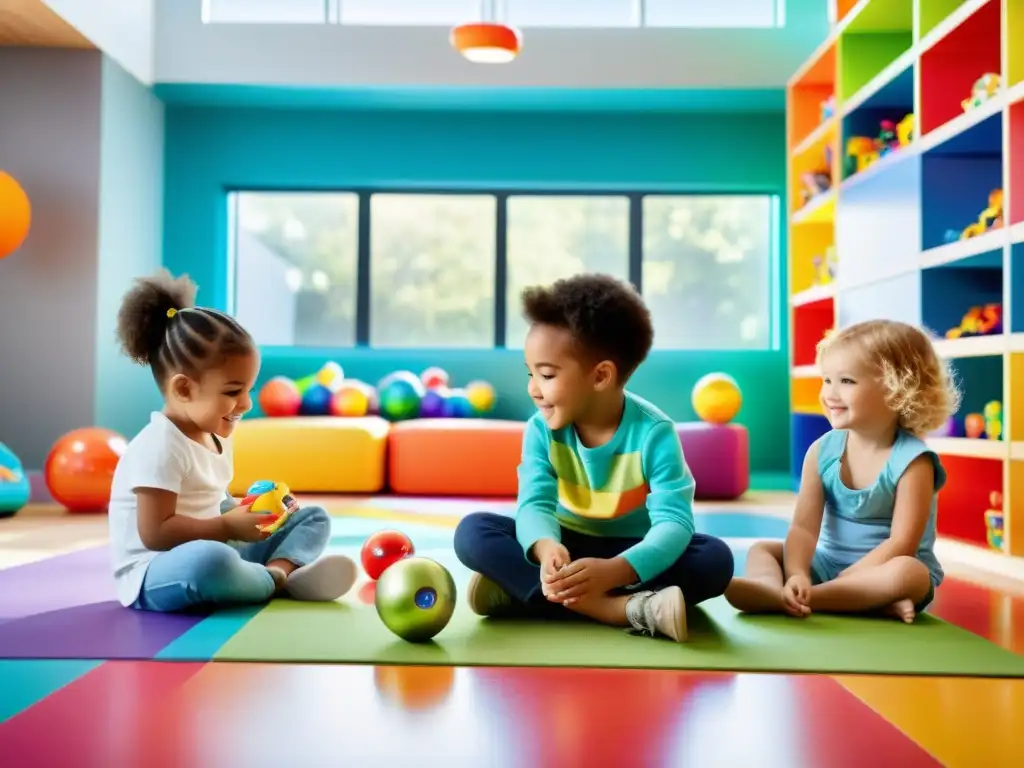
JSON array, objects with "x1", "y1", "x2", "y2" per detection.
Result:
[
  {"x1": 884, "y1": 598, "x2": 916, "y2": 624},
  {"x1": 725, "y1": 577, "x2": 785, "y2": 613}
]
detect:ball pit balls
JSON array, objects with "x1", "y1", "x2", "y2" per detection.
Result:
[
  {"x1": 374, "y1": 556, "x2": 457, "y2": 643},
  {"x1": 691, "y1": 372, "x2": 742, "y2": 424},
  {"x1": 361, "y1": 529, "x2": 415, "y2": 580},
  {"x1": 316, "y1": 361, "x2": 345, "y2": 391},
  {"x1": 300, "y1": 383, "x2": 333, "y2": 416},
  {"x1": 420, "y1": 366, "x2": 449, "y2": 390},
  {"x1": 442, "y1": 388, "x2": 474, "y2": 418},
  {"x1": 331, "y1": 382, "x2": 371, "y2": 417},
  {"x1": 419, "y1": 388, "x2": 449, "y2": 418},
  {"x1": 465, "y1": 380, "x2": 495, "y2": 413},
  {"x1": 379, "y1": 375, "x2": 425, "y2": 421},
  {"x1": 259, "y1": 376, "x2": 301, "y2": 417}
]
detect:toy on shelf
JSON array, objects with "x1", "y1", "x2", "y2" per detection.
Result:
[
  {"x1": 799, "y1": 143, "x2": 833, "y2": 205},
  {"x1": 962, "y1": 73, "x2": 1001, "y2": 112},
  {"x1": 962, "y1": 189, "x2": 1004, "y2": 239},
  {"x1": 821, "y1": 94, "x2": 835, "y2": 121},
  {"x1": 811, "y1": 245, "x2": 837, "y2": 286},
  {"x1": 944, "y1": 303, "x2": 1002, "y2": 339},
  {"x1": 984, "y1": 492, "x2": 1003, "y2": 551},
  {"x1": 843, "y1": 113, "x2": 914, "y2": 178},
  {"x1": 983, "y1": 400, "x2": 1002, "y2": 440},
  {"x1": 240, "y1": 480, "x2": 297, "y2": 534}
]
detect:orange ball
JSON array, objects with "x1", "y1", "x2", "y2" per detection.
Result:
[
  {"x1": 259, "y1": 376, "x2": 301, "y2": 417},
  {"x1": 0, "y1": 171, "x2": 31, "y2": 260},
  {"x1": 44, "y1": 428, "x2": 127, "y2": 513}
]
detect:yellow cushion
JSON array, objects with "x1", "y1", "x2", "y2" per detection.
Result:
[{"x1": 230, "y1": 416, "x2": 389, "y2": 494}]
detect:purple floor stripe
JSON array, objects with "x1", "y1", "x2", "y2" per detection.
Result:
[{"x1": 0, "y1": 547, "x2": 203, "y2": 659}]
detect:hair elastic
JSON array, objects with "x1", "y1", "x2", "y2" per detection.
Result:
[{"x1": 166, "y1": 308, "x2": 178, "y2": 319}]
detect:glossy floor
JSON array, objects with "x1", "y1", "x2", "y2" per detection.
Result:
[{"x1": 1, "y1": 494, "x2": 1023, "y2": 767}]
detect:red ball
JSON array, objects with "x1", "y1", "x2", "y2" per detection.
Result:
[
  {"x1": 361, "y1": 529, "x2": 414, "y2": 580},
  {"x1": 44, "y1": 427, "x2": 127, "y2": 512},
  {"x1": 259, "y1": 376, "x2": 301, "y2": 417}
]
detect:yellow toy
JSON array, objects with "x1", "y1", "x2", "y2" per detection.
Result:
[
  {"x1": 984, "y1": 492, "x2": 1003, "y2": 551},
  {"x1": 692, "y1": 373, "x2": 742, "y2": 424},
  {"x1": 961, "y1": 189, "x2": 1003, "y2": 238},
  {"x1": 240, "y1": 480, "x2": 298, "y2": 534},
  {"x1": 962, "y1": 73, "x2": 1001, "y2": 111},
  {"x1": 983, "y1": 400, "x2": 1002, "y2": 441},
  {"x1": 896, "y1": 113, "x2": 914, "y2": 146}
]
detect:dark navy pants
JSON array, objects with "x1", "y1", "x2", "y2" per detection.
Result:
[{"x1": 453, "y1": 511, "x2": 734, "y2": 618}]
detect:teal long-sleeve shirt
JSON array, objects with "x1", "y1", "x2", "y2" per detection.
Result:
[{"x1": 515, "y1": 392, "x2": 697, "y2": 584}]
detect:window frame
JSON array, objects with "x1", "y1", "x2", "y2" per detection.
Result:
[{"x1": 228, "y1": 187, "x2": 780, "y2": 351}]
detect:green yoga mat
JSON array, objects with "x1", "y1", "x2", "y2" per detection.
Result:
[{"x1": 210, "y1": 547, "x2": 1024, "y2": 677}]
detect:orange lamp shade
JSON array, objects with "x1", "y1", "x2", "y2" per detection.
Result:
[
  {"x1": 0, "y1": 171, "x2": 31, "y2": 260},
  {"x1": 450, "y1": 22, "x2": 521, "y2": 63}
]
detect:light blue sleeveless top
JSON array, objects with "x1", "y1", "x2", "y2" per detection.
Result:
[{"x1": 816, "y1": 429, "x2": 945, "y2": 587}]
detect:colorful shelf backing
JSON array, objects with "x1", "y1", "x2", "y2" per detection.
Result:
[{"x1": 786, "y1": 0, "x2": 1024, "y2": 557}]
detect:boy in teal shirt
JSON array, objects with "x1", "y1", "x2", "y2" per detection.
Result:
[{"x1": 453, "y1": 274, "x2": 734, "y2": 642}]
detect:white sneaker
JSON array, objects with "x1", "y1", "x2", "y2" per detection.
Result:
[
  {"x1": 627, "y1": 587, "x2": 688, "y2": 642},
  {"x1": 285, "y1": 555, "x2": 357, "y2": 601}
]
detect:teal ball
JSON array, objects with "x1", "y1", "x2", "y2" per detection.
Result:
[
  {"x1": 378, "y1": 377, "x2": 424, "y2": 421},
  {"x1": 374, "y1": 556, "x2": 457, "y2": 643}
]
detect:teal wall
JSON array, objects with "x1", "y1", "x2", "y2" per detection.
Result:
[
  {"x1": 161, "y1": 105, "x2": 790, "y2": 473},
  {"x1": 95, "y1": 56, "x2": 167, "y2": 439}
]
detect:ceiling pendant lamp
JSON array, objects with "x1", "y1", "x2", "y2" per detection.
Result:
[{"x1": 450, "y1": 21, "x2": 522, "y2": 63}]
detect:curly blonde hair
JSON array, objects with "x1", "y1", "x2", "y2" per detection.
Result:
[{"x1": 816, "y1": 319, "x2": 961, "y2": 437}]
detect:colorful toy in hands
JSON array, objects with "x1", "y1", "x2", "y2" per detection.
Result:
[
  {"x1": 944, "y1": 303, "x2": 1002, "y2": 339},
  {"x1": 962, "y1": 73, "x2": 1001, "y2": 112},
  {"x1": 984, "y1": 492, "x2": 1003, "y2": 551},
  {"x1": 240, "y1": 480, "x2": 298, "y2": 534}
]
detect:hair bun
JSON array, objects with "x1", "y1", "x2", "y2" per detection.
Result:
[{"x1": 116, "y1": 270, "x2": 198, "y2": 366}]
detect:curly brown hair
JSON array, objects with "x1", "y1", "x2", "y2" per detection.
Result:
[
  {"x1": 116, "y1": 269, "x2": 254, "y2": 388},
  {"x1": 521, "y1": 273, "x2": 653, "y2": 382}
]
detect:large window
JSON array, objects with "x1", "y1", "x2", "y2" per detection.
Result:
[
  {"x1": 204, "y1": 0, "x2": 784, "y2": 28},
  {"x1": 231, "y1": 191, "x2": 776, "y2": 351},
  {"x1": 505, "y1": 195, "x2": 630, "y2": 347},
  {"x1": 369, "y1": 194, "x2": 496, "y2": 348},
  {"x1": 233, "y1": 192, "x2": 359, "y2": 346}
]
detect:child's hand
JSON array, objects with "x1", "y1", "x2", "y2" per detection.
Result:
[
  {"x1": 543, "y1": 557, "x2": 625, "y2": 605},
  {"x1": 782, "y1": 574, "x2": 812, "y2": 617},
  {"x1": 532, "y1": 539, "x2": 571, "y2": 594},
  {"x1": 221, "y1": 504, "x2": 276, "y2": 543}
]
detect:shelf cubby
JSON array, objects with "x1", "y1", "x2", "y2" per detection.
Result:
[
  {"x1": 790, "y1": 224, "x2": 835, "y2": 295},
  {"x1": 838, "y1": 271, "x2": 922, "y2": 328},
  {"x1": 1011, "y1": 101, "x2": 1024, "y2": 226},
  {"x1": 919, "y1": 113, "x2": 1002, "y2": 253},
  {"x1": 791, "y1": 375, "x2": 824, "y2": 415},
  {"x1": 840, "y1": 62, "x2": 915, "y2": 182},
  {"x1": 837, "y1": 0, "x2": 914, "y2": 107},
  {"x1": 835, "y1": 155, "x2": 922, "y2": 287},
  {"x1": 788, "y1": 45, "x2": 836, "y2": 154},
  {"x1": 944, "y1": 355, "x2": 1005, "y2": 440},
  {"x1": 921, "y1": 255, "x2": 1003, "y2": 338},
  {"x1": 831, "y1": 0, "x2": 860, "y2": 26},
  {"x1": 793, "y1": 297, "x2": 835, "y2": 367},
  {"x1": 936, "y1": 454, "x2": 1003, "y2": 547},
  {"x1": 1009, "y1": 0, "x2": 1024, "y2": 87},
  {"x1": 917, "y1": 0, "x2": 974, "y2": 43},
  {"x1": 1010, "y1": 352, "x2": 1024, "y2": 444},
  {"x1": 1010, "y1": 462, "x2": 1024, "y2": 556},
  {"x1": 919, "y1": 0, "x2": 1001, "y2": 136},
  {"x1": 1011, "y1": 244, "x2": 1024, "y2": 333}
]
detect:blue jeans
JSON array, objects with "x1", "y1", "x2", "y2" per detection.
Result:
[
  {"x1": 132, "y1": 505, "x2": 332, "y2": 613},
  {"x1": 453, "y1": 512, "x2": 734, "y2": 619}
]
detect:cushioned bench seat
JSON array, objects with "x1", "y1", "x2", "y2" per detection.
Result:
[{"x1": 230, "y1": 416, "x2": 389, "y2": 495}]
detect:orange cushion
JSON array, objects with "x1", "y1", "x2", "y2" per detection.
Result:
[{"x1": 387, "y1": 419, "x2": 525, "y2": 496}]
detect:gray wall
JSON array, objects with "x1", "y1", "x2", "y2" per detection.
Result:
[
  {"x1": 0, "y1": 48, "x2": 103, "y2": 470},
  {"x1": 94, "y1": 55, "x2": 166, "y2": 439}
]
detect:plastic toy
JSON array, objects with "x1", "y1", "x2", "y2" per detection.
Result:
[
  {"x1": 964, "y1": 413, "x2": 985, "y2": 439},
  {"x1": 240, "y1": 480, "x2": 297, "y2": 533},
  {"x1": 361, "y1": 529, "x2": 415, "y2": 580},
  {"x1": 843, "y1": 113, "x2": 914, "y2": 177},
  {"x1": 945, "y1": 303, "x2": 1002, "y2": 339},
  {"x1": 375, "y1": 556, "x2": 457, "y2": 643},
  {"x1": 983, "y1": 400, "x2": 1002, "y2": 440},
  {"x1": 258, "y1": 376, "x2": 301, "y2": 417},
  {"x1": 692, "y1": 372, "x2": 743, "y2": 425},
  {"x1": 0, "y1": 441, "x2": 31, "y2": 517},
  {"x1": 0, "y1": 170, "x2": 31, "y2": 260},
  {"x1": 963, "y1": 189, "x2": 1003, "y2": 238},
  {"x1": 962, "y1": 73, "x2": 1001, "y2": 112},
  {"x1": 812, "y1": 245, "x2": 838, "y2": 286},
  {"x1": 44, "y1": 427, "x2": 127, "y2": 512},
  {"x1": 820, "y1": 94, "x2": 835, "y2": 121},
  {"x1": 984, "y1": 492, "x2": 1003, "y2": 551}
]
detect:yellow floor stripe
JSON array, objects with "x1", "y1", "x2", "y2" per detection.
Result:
[
  {"x1": 835, "y1": 674, "x2": 1024, "y2": 767},
  {"x1": 325, "y1": 505, "x2": 462, "y2": 529}
]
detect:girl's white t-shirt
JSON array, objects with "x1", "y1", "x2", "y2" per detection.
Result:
[{"x1": 107, "y1": 412, "x2": 234, "y2": 607}]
